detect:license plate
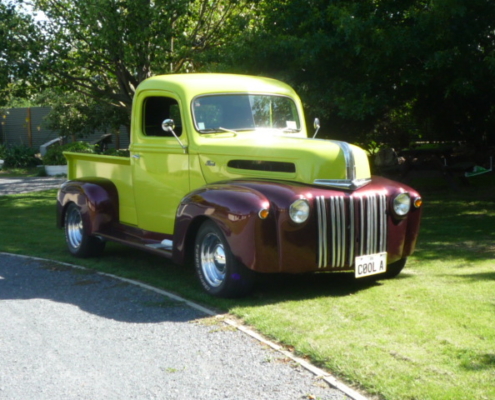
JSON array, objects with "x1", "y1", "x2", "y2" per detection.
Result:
[{"x1": 355, "y1": 252, "x2": 387, "y2": 278}]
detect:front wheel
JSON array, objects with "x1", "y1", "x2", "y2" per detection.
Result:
[
  {"x1": 194, "y1": 220, "x2": 254, "y2": 298},
  {"x1": 383, "y1": 258, "x2": 407, "y2": 279},
  {"x1": 64, "y1": 202, "x2": 105, "y2": 258}
]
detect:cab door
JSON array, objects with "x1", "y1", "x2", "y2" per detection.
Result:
[{"x1": 130, "y1": 92, "x2": 189, "y2": 234}]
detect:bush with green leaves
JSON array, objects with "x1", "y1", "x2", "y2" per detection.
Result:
[
  {"x1": 43, "y1": 141, "x2": 96, "y2": 165},
  {"x1": 3, "y1": 144, "x2": 40, "y2": 168},
  {"x1": 102, "y1": 148, "x2": 130, "y2": 157}
]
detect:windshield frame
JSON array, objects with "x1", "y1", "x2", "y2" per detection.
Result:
[{"x1": 191, "y1": 92, "x2": 302, "y2": 135}]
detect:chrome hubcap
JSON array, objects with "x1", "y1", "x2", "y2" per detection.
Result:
[
  {"x1": 200, "y1": 232, "x2": 226, "y2": 288},
  {"x1": 66, "y1": 206, "x2": 83, "y2": 249}
]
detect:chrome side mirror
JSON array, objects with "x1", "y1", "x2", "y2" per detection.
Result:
[
  {"x1": 312, "y1": 118, "x2": 321, "y2": 138},
  {"x1": 161, "y1": 118, "x2": 175, "y2": 132},
  {"x1": 161, "y1": 118, "x2": 187, "y2": 152}
]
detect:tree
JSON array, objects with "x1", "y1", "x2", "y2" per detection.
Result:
[
  {"x1": 214, "y1": 0, "x2": 495, "y2": 148},
  {"x1": 36, "y1": 88, "x2": 126, "y2": 139},
  {"x1": 0, "y1": 1, "x2": 39, "y2": 106},
  {"x1": 25, "y1": 0, "x2": 256, "y2": 134}
]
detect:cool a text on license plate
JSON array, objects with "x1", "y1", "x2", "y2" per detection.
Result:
[{"x1": 355, "y1": 252, "x2": 387, "y2": 278}]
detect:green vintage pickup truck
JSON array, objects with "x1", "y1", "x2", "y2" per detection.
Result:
[{"x1": 57, "y1": 73, "x2": 422, "y2": 297}]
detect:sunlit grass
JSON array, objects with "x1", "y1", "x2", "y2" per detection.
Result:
[{"x1": 0, "y1": 181, "x2": 494, "y2": 399}]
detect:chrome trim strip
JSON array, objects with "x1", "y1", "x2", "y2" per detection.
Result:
[
  {"x1": 333, "y1": 141, "x2": 355, "y2": 180},
  {"x1": 360, "y1": 198, "x2": 365, "y2": 256},
  {"x1": 313, "y1": 140, "x2": 371, "y2": 191},
  {"x1": 366, "y1": 197, "x2": 371, "y2": 254},
  {"x1": 339, "y1": 197, "x2": 345, "y2": 267},
  {"x1": 334, "y1": 197, "x2": 343, "y2": 267},
  {"x1": 349, "y1": 197, "x2": 355, "y2": 263},
  {"x1": 372, "y1": 195, "x2": 377, "y2": 252},
  {"x1": 330, "y1": 197, "x2": 337, "y2": 266},
  {"x1": 379, "y1": 194, "x2": 387, "y2": 252},
  {"x1": 322, "y1": 198, "x2": 328, "y2": 267},
  {"x1": 313, "y1": 178, "x2": 371, "y2": 190},
  {"x1": 316, "y1": 196, "x2": 322, "y2": 268},
  {"x1": 316, "y1": 196, "x2": 327, "y2": 268}
]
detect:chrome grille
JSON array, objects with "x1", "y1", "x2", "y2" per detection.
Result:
[{"x1": 316, "y1": 193, "x2": 387, "y2": 268}]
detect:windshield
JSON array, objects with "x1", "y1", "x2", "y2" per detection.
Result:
[{"x1": 192, "y1": 94, "x2": 301, "y2": 133}]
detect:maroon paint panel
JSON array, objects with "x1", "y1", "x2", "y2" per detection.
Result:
[{"x1": 57, "y1": 178, "x2": 119, "y2": 235}]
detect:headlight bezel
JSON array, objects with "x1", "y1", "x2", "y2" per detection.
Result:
[{"x1": 289, "y1": 198, "x2": 310, "y2": 224}]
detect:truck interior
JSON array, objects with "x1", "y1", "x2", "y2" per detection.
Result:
[{"x1": 143, "y1": 96, "x2": 183, "y2": 137}]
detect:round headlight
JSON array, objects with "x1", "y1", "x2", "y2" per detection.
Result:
[
  {"x1": 289, "y1": 199, "x2": 310, "y2": 223},
  {"x1": 393, "y1": 193, "x2": 411, "y2": 216}
]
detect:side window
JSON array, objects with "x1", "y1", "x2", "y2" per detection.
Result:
[{"x1": 143, "y1": 96, "x2": 183, "y2": 137}]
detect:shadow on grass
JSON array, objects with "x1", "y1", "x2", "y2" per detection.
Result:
[
  {"x1": 452, "y1": 271, "x2": 495, "y2": 281},
  {"x1": 237, "y1": 272, "x2": 394, "y2": 306}
]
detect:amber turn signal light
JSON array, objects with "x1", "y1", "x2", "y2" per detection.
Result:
[
  {"x1": 413, "y1": 197, "x2": 423, "y2": 208},
  {"x1": 258, "y1": 208, "x2": 270, "y2": 219}
]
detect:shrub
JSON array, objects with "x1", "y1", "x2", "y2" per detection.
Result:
[
  {"x1": 3, "y1": 144, "x2": 40, "y2": 168},
  {"x1": 102, "y1": 148, "x2": 130, "y2": 157},
  {"x1": 43, "y1": 141, "x2": 96, "y2": 165}
]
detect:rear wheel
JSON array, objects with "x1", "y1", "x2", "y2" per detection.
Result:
[
  {"x1": 194, "y1": 220, "x2": 254, "y2": 298},
  {"x1": 64, "y1": 202, "x2": 105, "y2": 258},
  {"x1": 383, "y1": 258, "x2": 407, "y2": 279}
]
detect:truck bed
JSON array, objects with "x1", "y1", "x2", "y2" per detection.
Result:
[{"x1": 64, "y1": 152, "x2": 136, "y2": 225}]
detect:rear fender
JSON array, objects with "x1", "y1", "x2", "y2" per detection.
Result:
[
  {"x1": 57, "y1": 178, "x2": 119, "y2": 235},
  {"x1": 172, "y1": 184, "x2": 275, "y2": 270}
]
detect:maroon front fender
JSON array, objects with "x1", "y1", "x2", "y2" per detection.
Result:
[
  {"x1": 172, "y1": 183, "x2": 278, "y2": 271},
  {"x1": 56, "y1": 178, "x2": 119, "y2": 235}
]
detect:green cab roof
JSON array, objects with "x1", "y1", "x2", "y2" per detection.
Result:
[{"x1": 136, "y1": 73, "x2": 298, "y2": 99}]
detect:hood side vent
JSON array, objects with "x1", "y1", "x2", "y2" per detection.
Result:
[{"x1": 228, "y1": 160, "x2": 296, "y2": 173}]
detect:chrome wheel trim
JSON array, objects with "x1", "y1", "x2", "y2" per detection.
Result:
[
  {"x1": 66, "y1": 206, "x2": 83, "y2": 250},
  {"x1": 200, "y1": 232, "x2": 227, "y2": 288}
]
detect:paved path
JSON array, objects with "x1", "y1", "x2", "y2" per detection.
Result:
[
  {"x1": 0, "y1": 178, "x2": 355, "y2": 400},
  {"x1": 0, "y1": 176, "x2": 66, "y2": 195}
]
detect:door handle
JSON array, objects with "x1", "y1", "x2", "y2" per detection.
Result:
[{"x1": 132, "y1": 154, "x2": 141, "y2": 159}]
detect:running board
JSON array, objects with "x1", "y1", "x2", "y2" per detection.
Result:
[
  {"x1": 145, "y1": 239, "x2": 173, "y2": 251},
  {"x1": 96, "y1": 228, "x2": 174, "y2": 258}
]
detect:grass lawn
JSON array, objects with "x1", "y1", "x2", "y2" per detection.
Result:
[
  {"x1": 0, "y1": 173, "x2": 494, "y2": 400},
  {"x1": 0, "y1": 167, "x2": 44, "y2": 178}
]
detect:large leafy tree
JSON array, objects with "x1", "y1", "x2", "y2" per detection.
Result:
[
  {"x1": 26, "y1": 0, "x2": 255, "y2": 133},
  {"x1": 216, "y1": 0, "x2": 495, "y2": 147}
]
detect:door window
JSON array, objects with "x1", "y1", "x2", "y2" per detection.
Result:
[{"x1": 143, "y1": 96, "x2": 182, "y2": 137}]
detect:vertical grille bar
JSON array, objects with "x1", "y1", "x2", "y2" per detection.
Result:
[
  {"x1": 380, "y1": 194, "x2": 387, "y2": 252},
  {"x1": 348, "y1": 197, "x2": 355, "y2": 263},
  {"x1": 330, "y1": 197, "x2": 337, "y2": 266},
  {"x1": 316, "y1": 196, "x2": 327, "y2": 268},
  {"x1": 316, "y1": 193, "x2": 388, "y2": 268},
  {"x1": 339, "y1": 196, "x2": 346, "y2": 267}
]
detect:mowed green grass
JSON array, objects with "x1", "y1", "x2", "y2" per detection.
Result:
[{"x1": 0, "y1": 178, "x2": 494, "y2": 400}]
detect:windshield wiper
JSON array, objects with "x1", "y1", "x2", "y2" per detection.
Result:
[
  {"x1": 218, "y1": 127, "x2": 238, "y2": 134},
  {"x1": 199, "y1": 127, "x2": 238, "y2": 135}
]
